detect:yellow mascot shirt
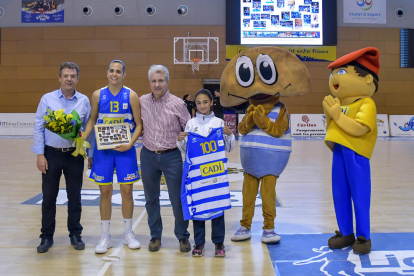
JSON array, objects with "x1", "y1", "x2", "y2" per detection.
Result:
[{"x1": 325, "y1": 97, "x2": 377, "y2": 159}]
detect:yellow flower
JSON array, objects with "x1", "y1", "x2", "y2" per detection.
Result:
[
  {"x1": 49, "y1": 122, "x2": 56, "y2": 128},
  {"x1": 43, "y1": 115, "x2": 51, "y2": 122},
  {"x1": 54, "y1": 109, "x2": 65, "y2": 121}
]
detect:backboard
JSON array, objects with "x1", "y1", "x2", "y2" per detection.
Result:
[{"x1": 174, "y1": 36, "x2": 219, "y2": 66}]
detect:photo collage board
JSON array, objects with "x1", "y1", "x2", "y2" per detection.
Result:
[
  {"x1": 241, "y1": 0, "x2": 323, "y2": 45},
  {"x1": 95, "y1": 123, "x2": 131, "y2": 150}
]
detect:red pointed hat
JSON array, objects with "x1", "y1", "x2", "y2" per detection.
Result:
[{"x1": 328, "y1": 47, "x2": 380, "y2": 79}]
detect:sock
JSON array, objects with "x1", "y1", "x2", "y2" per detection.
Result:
[
  {"x1": 124, "y1": 218, "x2": 132, "y2": 233},
  {"x1": 101, "y1": 220, "x2": 110, "y2": 235}
]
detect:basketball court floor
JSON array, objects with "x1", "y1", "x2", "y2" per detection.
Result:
[{"x1": 1, "y1": 136, "x2": 413, "y2": 276}]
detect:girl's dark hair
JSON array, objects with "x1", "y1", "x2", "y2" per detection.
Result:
[
  {"x1": 194, "y1": 89, "x2": 213, "y2": 101},
  {"x1": 183, "y1": 94, "x2": 190, "y2": 101}
]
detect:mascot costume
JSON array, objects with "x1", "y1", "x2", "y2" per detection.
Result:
[
  {"x1": 323, "y1": 47, "x2": 380, "y2": 254},
  {"x1": 220, "y1": 47, "x2": 311, "y2": 243}
]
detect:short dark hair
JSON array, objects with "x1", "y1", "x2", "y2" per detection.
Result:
[
  {"x1": 59, "y1": 62, "x2": 80, "y2": 78},
  {"x1": 195, "y1": 89, "x2": 213, "y2": 101},
  {"x1": 341, "y1": 64, "x2": 379, "y2": 93},
  {"x1": 109, "y1": 60, "x2": 126, "y2": 74},
  {"x1": 183, "y1": 94, "x2": 190, "y2": 101}
]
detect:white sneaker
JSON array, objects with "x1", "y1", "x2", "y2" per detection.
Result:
[
  {"x1": 123, "y1": 229, "x2": 141, "y2": 249},
  {"x1": 261, "y1": 229, "x2": 281, "y2": 244},
  {"x1": 231, "y1": 226, "x2": 251, "y2": 241},
  {"x1": 95, "y1": 234, "x2": 112, "y2": 254}
]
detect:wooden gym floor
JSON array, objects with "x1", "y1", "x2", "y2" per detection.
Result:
[{"x1": 0, "y1": 137, "x2": 413, "y2": 275}]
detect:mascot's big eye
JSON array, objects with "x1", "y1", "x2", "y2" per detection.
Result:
[
  {"x1": 329, "y1": 72, "x2": 333, "y2": 78},
  {"x1": 236, "y1": 56, "x2": 255, "y2": 87},
  {"x1": 256, "y1": 54, "x2": 277, "y2": 85},
  {"x1": 337, "y1": 69, "x2": 347, "y2": 75}
]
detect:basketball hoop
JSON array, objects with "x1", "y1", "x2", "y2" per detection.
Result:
[{"x1": 190, "y1": 58, "x2": 201, "y2": 74}]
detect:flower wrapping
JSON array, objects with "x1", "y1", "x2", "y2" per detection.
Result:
[{"x1": 43, "y1": 109, "x2": 90, "y2": 158}]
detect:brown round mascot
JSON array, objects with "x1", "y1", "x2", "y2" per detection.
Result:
[{"x1": 220, "y1": 46, "x2": 311, "y2": 243}]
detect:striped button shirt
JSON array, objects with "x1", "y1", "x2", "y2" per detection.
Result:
[{"x1": 140, "y1": 90, "x2": 190, "y2": 151}]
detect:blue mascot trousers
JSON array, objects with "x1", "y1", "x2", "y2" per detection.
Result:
[{"x1": 332, "y1": 144, "x2": 371, "y2": 240}]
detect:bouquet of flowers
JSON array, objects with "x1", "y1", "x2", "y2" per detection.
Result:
[{"x1": 43, "y1": 108, "x2": 90, "y2": 158}]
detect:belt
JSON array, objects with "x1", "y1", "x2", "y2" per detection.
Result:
[
  {"x1": 152, "y1": 147, "x2": 178, "y2": 154},
  {"x1": 45, "y1": 145, "x2": 76, "y2": 152}
]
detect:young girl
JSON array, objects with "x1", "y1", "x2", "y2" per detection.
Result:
[{"x1": 177, "y1": 89, "x2": 235, "y2": 257}]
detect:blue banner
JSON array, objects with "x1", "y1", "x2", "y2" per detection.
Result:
[{"x1": 21, "y1": 0, "x2": 64, "y2": 23}]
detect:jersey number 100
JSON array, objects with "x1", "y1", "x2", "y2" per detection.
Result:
[{"x1": 200, "y1": 141, "x2": 217, "y2": 154}]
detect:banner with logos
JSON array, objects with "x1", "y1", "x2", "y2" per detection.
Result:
[
  {"x1": 237, "y1": 114, "x2": 246, "y2": 137},
  {"x1": 343, "y1": 0, "x2": 386, "y2": 24},
  {"x1": 224, "y1": 113, "x2": 238, "y2": 136},
  {"x1": 389, "y1": 115, "x2": 414, "y2": 137},
  {"x1": 22, "y1": 0, "x2": 65, "y2": 23},
  {"x1": 291, "y1": 114, "x2": 326, "y2": 137},
  {"x1": 226, "y1": 45, "x2": 336, "y2": 62},
  {"x1": 0, "y1": 113, "x2": 36, "y2": 135},
  {"x1": 377, "y1": 114, "x2": 390, "y2": 136}
]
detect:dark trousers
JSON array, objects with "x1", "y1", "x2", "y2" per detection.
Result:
[
  {"x1": 193, "y1": 214, "x2": 225, "y2": 246},
  {"x1": 40, "y1": 146, "x2": 84, "y2": 239},
  {"x1": 140, "y1": 146, "x2": 190, "y2": 240}
]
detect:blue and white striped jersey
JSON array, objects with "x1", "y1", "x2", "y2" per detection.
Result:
[
  {"x1": 240, "y1": 101, "x2": 292, "y2": 152},
  {"x1": 97, "y1": 86, "x2": 136, "y2": 133},
  {"x1": 181, "y1": 127, "x2": 231, "y2": 221},
  {"x1": 240, "y1": 102, "x2": 292, "y2": 178}
]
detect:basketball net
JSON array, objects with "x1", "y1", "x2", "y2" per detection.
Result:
[{"x1": 190, "y1": 58, "x2": 201, "y2": 74}]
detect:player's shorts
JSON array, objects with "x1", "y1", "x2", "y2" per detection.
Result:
[{"x1": 89, "y1": 143, "x2": 140, "y2": 185}]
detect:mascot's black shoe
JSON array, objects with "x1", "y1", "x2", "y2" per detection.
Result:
[
  {"x1": 353, "y1": 236, "x2": 371, "y2": 254},
  {"x1": 328, "y1": 230, "x2": 355, "y2": 249}
]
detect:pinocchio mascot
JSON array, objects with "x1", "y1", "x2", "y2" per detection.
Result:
[
  {"x1": 323, "y1": 47, "x2": 380, "y2": 254},
  {"x1": 220, "y1": 47, "x2": 311, "y2": 243}
]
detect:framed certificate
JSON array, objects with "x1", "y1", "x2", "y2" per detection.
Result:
[{"x1": 94, "y1": 123, "x2": 131, "y2": 150}]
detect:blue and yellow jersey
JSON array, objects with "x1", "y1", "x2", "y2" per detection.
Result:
[
  {"x1": 97, "y1": 86, "x2": 136, "y2": 133},
  {"x1": 325, "y1": 97, "x2": 377, "y2": 159}
]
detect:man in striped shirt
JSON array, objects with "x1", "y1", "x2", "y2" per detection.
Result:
[{"x1": 140, "y1": 65, "x2": 191, "y2": 253}]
